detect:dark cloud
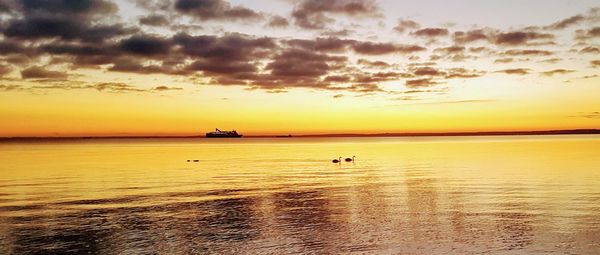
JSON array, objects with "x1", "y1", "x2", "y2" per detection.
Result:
[
  {"x1": 0, "y1": 84, "x2": 22, "y2": 91},
  {"x1": 1, "y1": 0, "x2": 132, "y2": 44},
  {"x1": 346, "y1": 83, "x2": 384, "y2": 93},
  {"x1": 580, "y1": 46, "x2": 600, "y2": 54},
  {"x1": 357, "y1": 59, "x2": 391, "y2": 68},
  {"x1": 0, "y1": 1, "x2": 12, "y2": 13},
  {"x1": 412, "y1": 67, "x2": 445, "y2": 77},
  {"x1": 324, "y1": 75, "x2": 351, "y2": 83},
  {"x1": 545, "y1": 15, "x2": 585, "y2": 30},
  {"x1": 287, "y1": 38, "x2": 425, "y2": 55},
  {"x1": 434, "y1": 46, "x2": 465, "y2": 55},
  {"x1": 0, "y1": 64, "x2": 12, "y2": 76},
  {"x1": 19, "y1": 0, "x2": 117, "y2": 15},
  {"x1": 287, "y1": 37, "x2": 353, "y2": 52},
  {"x1": 291, "y1": 0, "x2": 380, "y2": 29},
  {"x1": 502, "y1": 49, "x2": 553, "y2": 56},
  {"x1": 265, "y1": 48, "x2": 346, "y2": 77},
  {"x1": 351, "y1": 71, "x2": 408, "y2": 83},
  {"x1": 445, "y1": 68, "x2": 484, "y2": 79},
  {"x1": 494, "y1": 58, "x2": 514, "y2": 63},
  {"x1": 453, "y1": 29, "x2": 494, "y2": 44},
  {"x1": 495, "y1": 31, "x2": 554, "y2": 46},
  {"x1": 540, "y1": 58, "x2": 562, "y2": 64},
  {"x1": 540, "y1": 69, "x2": 574, "y2": 76},
  {"x1": 496, "y1": 68, "x2": 530, "y2": 75},
  {"x1": 469, "y1": 47, "x2": 491, "y2": 53},
  {"x1": 591, "y1": 60, "x2": 600, "y2": 68},
  {"x1": 174, "y1": 0, "x2": 262, "y2": 21},
  {"x1": 405, "y1": 78, "x2": 438, "y2": 88},
  {"x1": 267, "y1": 16, "x2": 289, "y2": 27},
  {"x1": 412, "y1": 28, "x2": 449, "y2": 38},
  {"x1": 352, "y1": 42, "x2": 425, "y2": 55},
  {"x1": 40, "y1": 43, "x2": 114, "y2": 56},
  {"x1": 21, "y1": 66, "x2": 68, "y2": 79},
  {"x1": 93, "y1": 82, "x2": 146, "y2": 92},
  {"x1": 119, "y1": 35, "x2": 172, "y2": 56},
  {"x1": 139, "y1": 14, "x2": 169, "y2": 26},
  {"x1": 0, "y1": 40, "x2": 28, "y2": 55},
  {"x1": 186, "y1": 59, "x2": 256, "y2": 74},
  {"x1": 153, "y1": 85, "x2": 183, "y2": 91},
  {"x1": 174, "y1": 33, "x2": 275, "y2": 60},
  {"x1": 575, "y1": 27, "x2": 600, "y2": 40},
  {"x1": 393, "y1": 19, "x2": 419, "y2": 33},
  {"x1": 108, "y1": 58, "x2": 171, "y2": 74},
  {"x1": 351, "y1": 42, "x2": 396, "y2": 55},
  {"x1": 3, "y1": 16, "x2": 135, "y2": 42}
]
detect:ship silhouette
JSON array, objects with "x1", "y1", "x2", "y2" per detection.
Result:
[{"x1": 205, "y1": 128, "x2": 243, "y2": 138}]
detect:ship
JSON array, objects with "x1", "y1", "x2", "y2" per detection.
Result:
[{"x1": 205, "y1": 128, "x2": 243, "y2": 138}]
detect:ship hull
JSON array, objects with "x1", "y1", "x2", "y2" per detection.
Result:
[{"x1": 205, "y1": 134, "x2": 243, "y2": 138}]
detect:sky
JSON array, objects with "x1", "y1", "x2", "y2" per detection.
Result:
[{"x1": 0, "y1": 0, "x2": 598, "y2": 137}]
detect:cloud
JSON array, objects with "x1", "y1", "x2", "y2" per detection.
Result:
[
  {"x1": 496, "y1": 68, "x2": 531, "y2": 75},
  {"x1": 502, "y1": 49, "x2": 553, "y2": 56},
  {"x1": 545, "y1": 15, "x2": 585, "y2": 30},
  {"x1": 291, "y1": 0, "x2": 380, "y2": 29},
  {"x1": 357, "y1": 59, "x2": 391, "y2": 68},
  {"x1": 108, "y1": 58, "x2": 171, "y2": 74},
  {"x1": 267, "y1": 16, "x2": 290, "y2": 27},
  {"x1": 174, "y1": 0, "x2": 262, "y2": 21},
  {"x1": 591, "y1": 60, "x2": 600, "y2": 68},
  {"x1": 118, "y1": 35, "x2": 172, "y2": 56},
  {"x1": 0, "y1": 64, "x2": 12, "y2": 77},
  {"x1": 93, "y1": 82, "x2": 146, "y2": 92},
  {"x1": 351, "y1": 42, "x2": 424, "y2": 55},
  {"x1": 412, "y1": 67, "x2": 445, "y2": 76},
  {"x1": 153, "y1": 85, "x2": 183, "y2": 91},
  {"x1": 3, "y1": 16, "x2": 135, "y2": 42},
  {"x1": 434, "y1": 46, "x2": 465, "y2": 55},
  {"x1": 540, "y1": 69, "x2": 574, "y2": 76},
  {"x1": 405, "y1": 78, "x2": 439, "y2": 88},
  {"x1": 393, "y1": 19, "x2": 419, "y2": 33},
  {"x1": 453, "y1": 29, "x2": 495, "y2": 44},
  {"x1": 572, "y1": 111, "x2": 600, "y2": 119},
  {"x1": 287, "y1": 37, "x2": 353, "y2": 52},
  {"x1": 445, "y1": 68, "x2": 484, "y2": 79},
  {"x1": 540, "y1": 58, "x2": 562, "y2": 64},
  {"x1": 139, "y1": 14, "x2": 169, "y2": 26},
  {"x1": 0, "y1": 84, "x2": 22, "y2": 91},
  {"x1": 494, "y1": 58, "x2": 514, "y2": 63},
  {"x1": 580, "y1": 46, "x2": 600, "y2": 54},
  {"x1": 575, "y1": 27, "x2": 600, "y2": 41},
  {"x1": 324, "y1": 75, "x2": 351, "y2": 83},
  {"x1": 494, "y1": 31, "x2": 554, "y2": 46},
  {"x1": 265, "y1": 48, "x2": 346, "y2": 77},
  {"x1": 412, "y1": 28, "x2": 449, "y2": 38},
  {"x1": 21, "y1": 66, "x2": 68, "y2": 79}
]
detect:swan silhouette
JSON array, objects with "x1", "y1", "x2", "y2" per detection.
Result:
[
  {"x1": 332, "y1": 157, "x2": 341, "y2": 163},
  {"x1": 345, "y1": 156, "x2": 355, "y2": 162}
]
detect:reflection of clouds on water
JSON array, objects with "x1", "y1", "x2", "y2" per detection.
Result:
[{"x1": 1, "y1": 137, "x2": 600, "y2": 254}]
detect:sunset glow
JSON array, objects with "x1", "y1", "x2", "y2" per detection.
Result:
[{"x1": 0, "y1": 0, "x2": 598, "y2": 136}]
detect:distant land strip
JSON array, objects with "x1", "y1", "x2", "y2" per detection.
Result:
[{"x1": 0, "y1": 129, "x2": 599, "y2": 142}]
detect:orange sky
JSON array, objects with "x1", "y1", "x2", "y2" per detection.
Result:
[{"x1": 0, "y1": 0, "x2": 599, "y2": 136}]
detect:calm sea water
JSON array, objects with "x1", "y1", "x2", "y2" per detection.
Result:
[{"x1": 0, "y1": 135, "x2": 599, "y2": 254}]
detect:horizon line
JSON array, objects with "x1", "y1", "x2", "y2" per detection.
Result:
[{"x1": 1, "y1": 129, "x2": 599, "y2": 140}]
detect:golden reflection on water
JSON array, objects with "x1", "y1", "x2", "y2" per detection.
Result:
[{"x1": 0, "y1": 135, "x2": 599, "y2": 254}]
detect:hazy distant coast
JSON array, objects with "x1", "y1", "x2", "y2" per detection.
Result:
[{"x1": 1, "y1": 129, "x2": 599, "y2": 142}]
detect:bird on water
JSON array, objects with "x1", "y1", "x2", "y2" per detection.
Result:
[
  {"x1": 332, "y1": 157, "x2": 341, "y2": 163},
  {"x1": 345, "y1": 156, "x2": 355, "y2": 162}
]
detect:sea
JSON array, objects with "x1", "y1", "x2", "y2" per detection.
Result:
[{"x1": 0, "y1": 135, "x2": 599, "y2": 254}]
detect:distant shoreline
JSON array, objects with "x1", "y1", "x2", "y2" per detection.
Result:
[{"x1": 0, "y1": 129, "x2": 599, "y2": 141}]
